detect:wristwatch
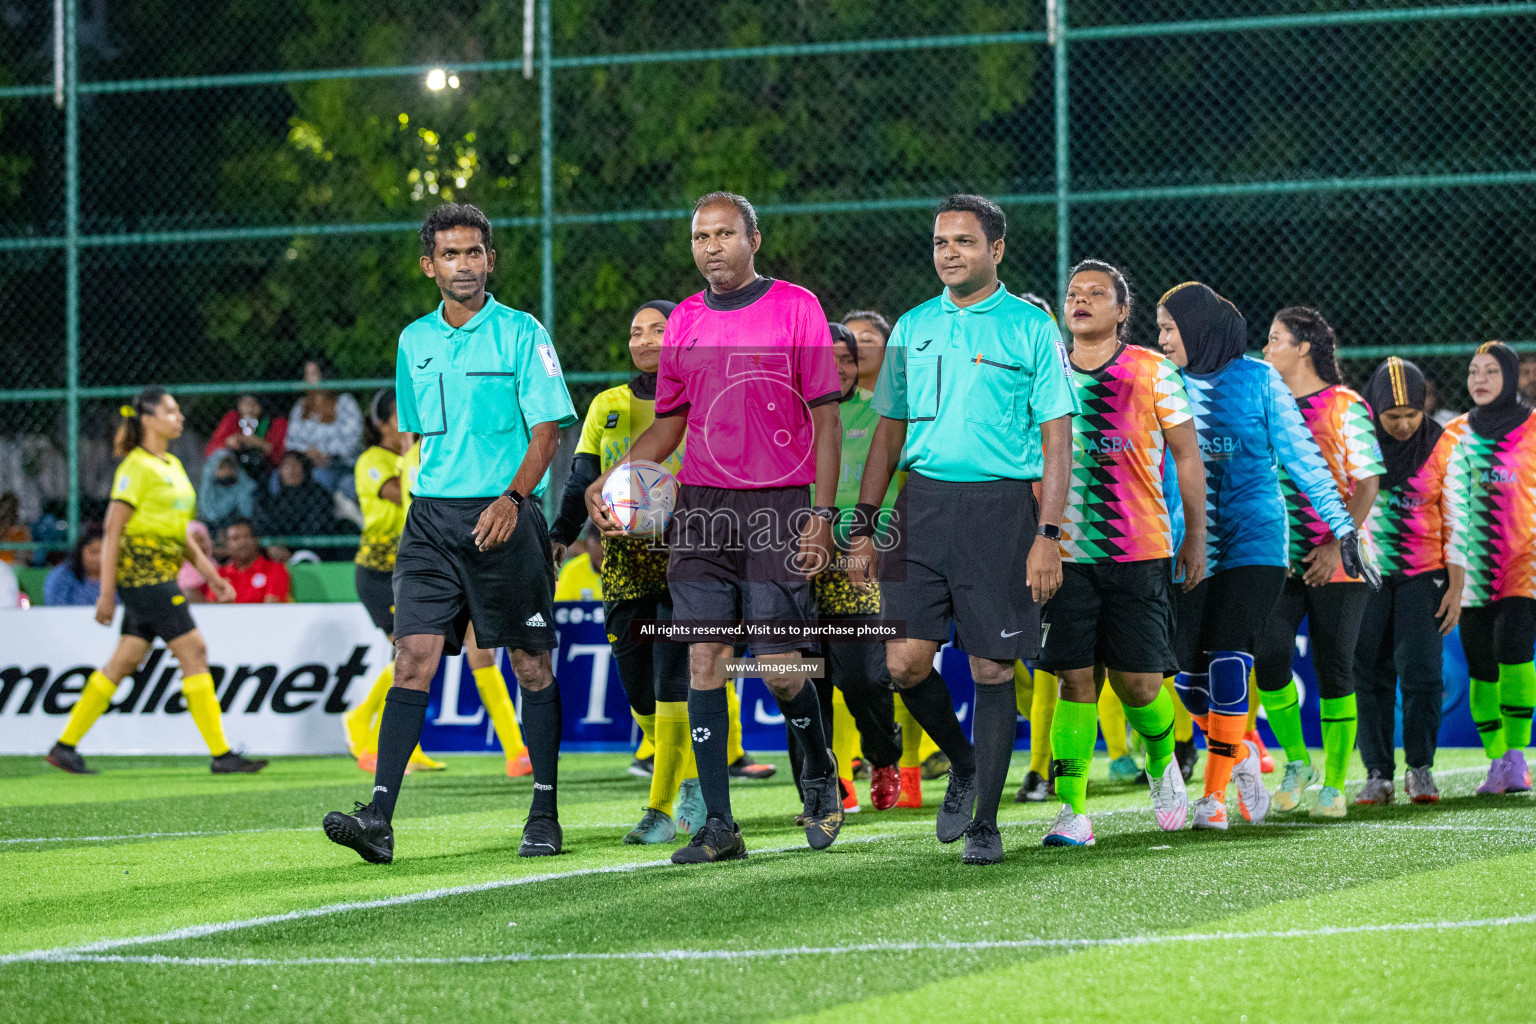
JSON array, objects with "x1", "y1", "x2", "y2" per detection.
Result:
[
  {"x1": 1036, "y1": 523, "x2": 1062, "y2": 541},
  {"x1": 810, "y1": 505, "x2": 838, "y2": 523},
  {"x1": 503, "y1": 487, "x2": 525, "y2": 507}
]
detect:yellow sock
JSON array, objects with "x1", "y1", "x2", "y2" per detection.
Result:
[
  {"x1": 473, "y1": 665, "x2": 525, "y2": 757},
  {"x1": 1014, "y1": 660, "x2": 1034, "y2": 716},
  {"x1": 831, "y1": 688, "x2": 859, "y2": 779},
  {"x1": 59, "y1": 670, "x2": 118, "y2": 746},
  {"x1": 650, "y1": 701, "x2": 690, "y2": 815},
  {"x1": 1246, "y1": 672, "x2": 1260, "y2": 733},
  {"x1": 1098, "y1": 686, "x2": 1129, "y2": 760},
  {"x1": 1165, "y1": 676, "x2": 1194, "y2": 742},
  {"x1": 634, "y1": 709, "x2": 656, "y2": 761},
  {"x1": 346, "y1": 662, "x2": 393, "y2": 756},
  {"x1": 726, "y1": 682, "x2": 746, "y2": 765},
  {"x1": 1030, "y1": 670, "x2": 1058, "y2": 775},
  {"x1": 896, "y1": 696, "x2": 924, "y2": 768},
  {"x1": 181, "y1": 672, "x2": 230, "y2": 756}
]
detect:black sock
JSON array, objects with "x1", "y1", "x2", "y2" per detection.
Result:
[
  {"x1": 900, "y1": 669, "x2": 975, "y2": 777},
  {"x1": 970, "y1": 680, "x2": 1018, "y2": 825},
  {"x1": 372, "y1": 686, "x2": 429, "y2": 823},
  {"x1": 519, "y1": 682, "x2": 562, "y2": 819},
  {"x1": 688, "y1": 687, "x2": 733, "y2": 824},
  {"x1": 778, "y1": 682, "x2": 835, "y2": 778},
  {"x1": 841, "y1": 678, "x2": 902, "y2": 769}
]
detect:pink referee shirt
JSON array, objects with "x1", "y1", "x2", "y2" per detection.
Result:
[{"x1": 655, "y1": 278, "x2": 841, "y2": 490}]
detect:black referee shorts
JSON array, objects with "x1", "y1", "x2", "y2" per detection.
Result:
[
  {"x1": 393, "y1": 496, "x2": 557, "y2": 657},
  {"x1": 120, "y1": 580, "x2": 198, "y2": 644},
  {"x1": 881, "y1": 472, "x2": 1040, "y2": 661},
  {"x1": 667, "y1": 484, "x2": 814, "y2": 656},
  {"x1": 354, "y1": 565, "x2": 395, "y2": 635},
  {"x1": 1040, "y1": 559, "x2": 1177, "y2": 675}
]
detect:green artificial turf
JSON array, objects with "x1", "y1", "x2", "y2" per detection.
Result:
[{"x1": 2, "y1": 747, "x2": 1531, "y2": 1023}]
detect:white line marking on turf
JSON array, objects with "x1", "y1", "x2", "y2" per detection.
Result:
[
  {"x1": 0, "y1": 833, "x2": 903, "y2": 966},
  {"x1": 22, "y1": 912, "x2": 1536, "y2": 967}
]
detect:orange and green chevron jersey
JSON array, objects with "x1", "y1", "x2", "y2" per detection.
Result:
[
  {"x1": 1365, "y1": 423, "x2": 1461, "y2": 578},
  {"x1": 1061, "y1": 344, "x2": 1191, "y2": 563},
  {"x1": 1443, "y1": 412, "x2": 1536, "y2": 605},
  {"x1": 1279, "y1": 385, "x2": 1384, "y2": 582}
]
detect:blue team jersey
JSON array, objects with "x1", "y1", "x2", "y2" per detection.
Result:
[{"x1": 1182, "y1": 356, "x2": 1353, "y2": 574}]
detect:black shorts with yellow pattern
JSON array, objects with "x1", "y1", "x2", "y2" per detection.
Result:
[
  {"x1": 814, "y1": 568, "x2": 881, "y2": 617},
  {"x1": 355, "y1": 539, "x2": 399, "y2": 573},
  {"x1": 116, "y1": 535, "x2": 186, "y2": 589},
  {"x1": 601, "y1": 535, "x2": 670, "y2": 602}
]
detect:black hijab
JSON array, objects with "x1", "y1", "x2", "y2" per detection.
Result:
[
  {"x1": 1468, "y1": 341, "x2": 1533, "y2": 442},
  {"x1": 629, "y1": 299, "x2": 677, "y2": 401},
  {"x1": 829, "y1": 322, "x2": 858, "y2": 401},
  {"x1": 1366, "y1": 357, "x2": 1442, "y2": 492},
  {"x1": 1160, "y1": 281, "x2": 1248, "y2": 375}
]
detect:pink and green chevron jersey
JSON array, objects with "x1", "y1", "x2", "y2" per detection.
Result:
[
  {"x1": 1443, "y1": 412, "x2": 1536, "y2": 605},
  {"x1": 1279, "y1": 385, "x2": 1384, "y2": 582},
  {"x1": 1365, "y1": 424, "x2": 1460, "y2": 578},
  {"x1": 1061, "y1": 344, "x2": 1191, "y2": 563}
]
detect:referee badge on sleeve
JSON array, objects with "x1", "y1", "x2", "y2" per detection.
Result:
[{"x1": 537, "y1": 342, "x2": 562, "y2": 377}]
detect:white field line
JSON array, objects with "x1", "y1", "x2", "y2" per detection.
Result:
[
  {"x1": 0, "y1": 765, "x2": 1500, "y2": 847},
  {"x1": 22, "y1": 911, "x2": 1536, "y2": 968},
  {"x1": 0, "y1": 832, "x2": 910, "y2": 966}
]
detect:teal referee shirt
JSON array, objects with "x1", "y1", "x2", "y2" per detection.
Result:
[
  {"x1": 872, "y1": 283, "x2": 1078, "y2": 482},
  {"x1": 396, "y1": 293, "x2": 578, "y2": 499}
]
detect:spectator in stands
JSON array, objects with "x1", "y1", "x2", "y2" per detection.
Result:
[
  {"x1": 0, "y1": 492, "x2": 31, "y2": 566},
  {"x1": 181, "y1": 521, "x2": 215, "y2": 604},
  {"x1": 284, "y1": 360, "x2": 363, "y2": 493},
  {"x1": 205, "y1": 393, "x2": 287, "y2": 478},
  {"x1": 257, "y1": 450, "x2": 345, "y2": 545},
  {"x1": 1424, "y1": 377, "x2": 1460, "y2": 428},
  {"x1": 199, "y1": 450, "x2": 258, "y2": 531},
  {"x1": 43, "y1": 523, "x2": 105, "y2": 607},
  {"x1": 211, "y1": 518, "x2": 290, "y2": 603},
  {"x1": 1520, "y1": 349, "x2": 1536, "y2": 406}
]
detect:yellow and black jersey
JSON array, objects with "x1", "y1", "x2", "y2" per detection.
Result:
[
  {"x1": 110, "y1": 447, "x2": 196, "y2": 588},
  {"x1": 576, "y1": 381, "x2": 684, "y2": 602},
  {"x1": 354, "y1": 445, "x2": 406, "y2": 571}
]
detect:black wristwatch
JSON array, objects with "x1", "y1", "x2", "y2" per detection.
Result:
[
  {"x1": 810, "y1": 505, "x2": 838, "y2": 523},
  {"x1": 503, "y1": 487, "x2": 525, "y2": 507},
  {"x1": 1036, "y1": 523, "x2": 1061, "y2": 541}
]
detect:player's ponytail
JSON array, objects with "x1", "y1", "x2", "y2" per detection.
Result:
[
  {"x1": 1274, "y1": 306, "x2": 1342, "y2": 386},
  {"x1": 364, "y1": 387, "x2": 397, "y2": 448},
  {"x1": 114, "y1": 386, "x2": 166, "y2": 458}
]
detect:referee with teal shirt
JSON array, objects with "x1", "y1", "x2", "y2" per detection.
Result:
[
  {"x1": 850, "y1": 194, "x2": 1077, "y2": 865},
  {"x1": 323, "y1": 204, "x2": 578, "y2": 864}
]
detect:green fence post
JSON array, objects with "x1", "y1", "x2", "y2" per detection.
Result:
[
  {"x1": 63, "y1": 0, "x2": 80, "y2": 547},
  {"x1": 1052, "y1": 0, "x2": 1070, "y2": 306}
]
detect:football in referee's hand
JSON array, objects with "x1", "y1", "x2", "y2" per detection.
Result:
[{"x1": 600, "y1": 461, "x2": 679, "y2": 537}]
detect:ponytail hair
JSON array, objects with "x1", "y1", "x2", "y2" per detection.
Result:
[
  {"x1": 1274, "y1": 306, "x2": 1341, "y2": 386},
  {"x1": 114, "y1": 386, "x2": 167, "y2": 458},
  {"x1": 363, "y1": 387, "x2": 397, "y2": 448}
]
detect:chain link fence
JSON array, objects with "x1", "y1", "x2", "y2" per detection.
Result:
[{"x1": 1, "y1": 0, "x2": 1533, "y2": 568}]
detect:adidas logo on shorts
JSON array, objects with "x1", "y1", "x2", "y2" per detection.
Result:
[{"x1": 525, "y1": 613, "x2": 548, "y2": 627}]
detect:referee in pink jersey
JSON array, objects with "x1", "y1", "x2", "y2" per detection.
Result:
[{"x1": 588, "y1": 191, "x2": 845, "y2": 863}]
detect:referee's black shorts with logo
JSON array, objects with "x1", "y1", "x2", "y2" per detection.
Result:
[
  {"x1": 393, "y1": 496, "x2": 557, "y2": 656},
  {"x1": 1039, "y1": 558, "x2": 1177, "y2": 675},
  {"x1": 881, "y1": 471, "x2": 1040, "y2": 661},
  {"x1": 667, "y1": 483, "x2": 814, "y2": 655}
]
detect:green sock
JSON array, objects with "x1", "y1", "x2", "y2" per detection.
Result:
[
  {"x1": 1050, "y1": 699, "x2": 1098, "y2": 815},
  {"x1": 1500, "y1": 662, "x2": 1536, "y2": 751},
  {"x1": 1319, "y1": 694, "x2": 1357, "y2": 790},
  {"x1": 1122, "y1": 688, "x2": 1176, "y2": 778},
  {"x1": 1258, "y1": 680, "x2": 1309, "y2": 765},
  {"x1": 1470, "y1": 677, "x2": 1509, "y2": 759}
]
